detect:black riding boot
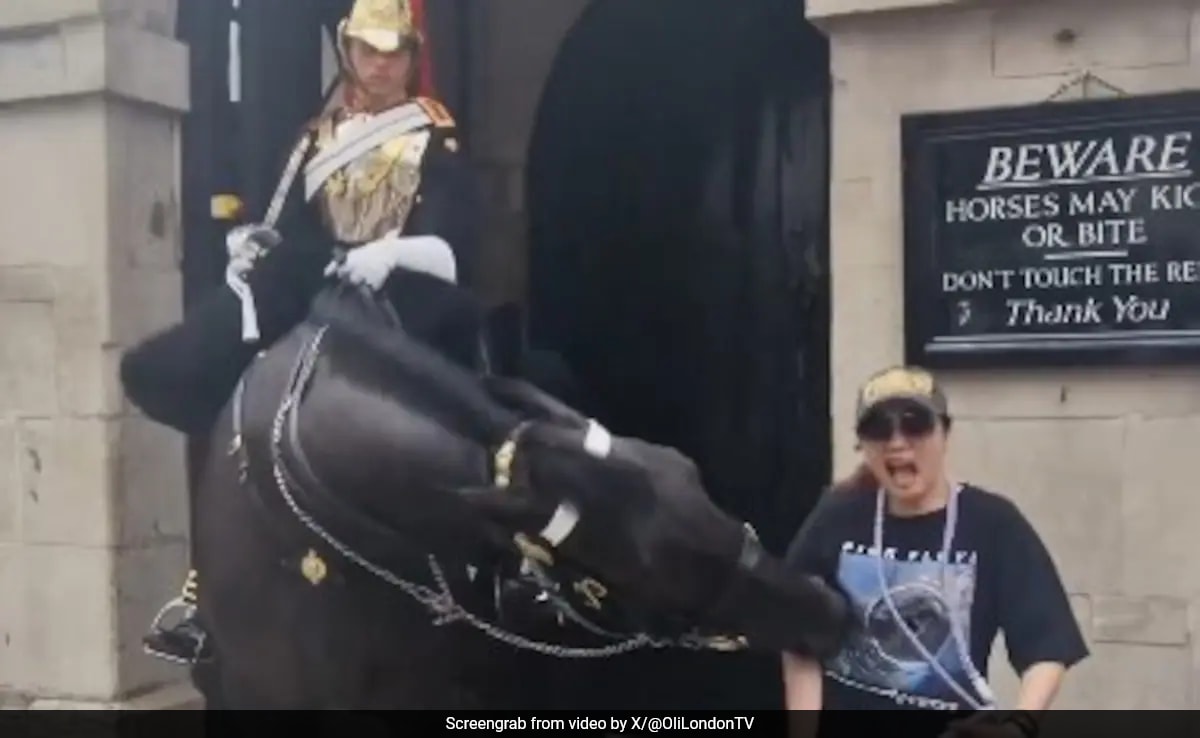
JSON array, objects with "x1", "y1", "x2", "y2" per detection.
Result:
[{"x1": 143, "y1": 569, "x2": 214, "y2": 665}]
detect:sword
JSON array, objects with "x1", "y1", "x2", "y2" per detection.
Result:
[{"x1": 227, "y1": 78, "x2": 340, "y2": 343}]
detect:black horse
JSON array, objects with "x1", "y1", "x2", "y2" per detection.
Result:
[{"x1": 188, "y1": 282, "x2": 850, "y2": 709}]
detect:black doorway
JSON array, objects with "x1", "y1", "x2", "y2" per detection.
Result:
[
  {"x1": 524, "y1": 0, "x2": 832, "y2": 709},
  {"x1": 527, "y1": 0, "x2": 831, "y2": 562}
]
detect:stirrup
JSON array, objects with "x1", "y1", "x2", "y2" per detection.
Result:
[
  {"x1": 143, "y1": 597, "x2": 211, "y2": 665},
  {"x1": 150, "y1": 570, "x2": 199, "y2": 630},
  {"x1": 143, "y1": 636, "x2": 210, "y2": 666},
  {"x1": 148, "y1": 595, "x2": 193, "y2": 632}
]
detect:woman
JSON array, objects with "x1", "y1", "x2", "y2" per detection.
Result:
[{"x1": 781, "y1": 366, "x2": 1087, "y2": 730}]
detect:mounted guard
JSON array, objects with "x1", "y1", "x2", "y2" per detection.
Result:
[{"x1": 122, "y1": 0, "x2": 482, "y2": 665}]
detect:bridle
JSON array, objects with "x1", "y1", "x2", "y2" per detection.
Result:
[
  {"x1": 226, "y1": 318, "x2": 754, "y2": 657},
  {"x1": 488, "y1": 416, "x2": 757, "y2": 652}
]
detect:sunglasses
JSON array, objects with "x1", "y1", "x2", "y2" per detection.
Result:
[{"x1": 856, "y1": 404, "x2": 940, "y2": 442}]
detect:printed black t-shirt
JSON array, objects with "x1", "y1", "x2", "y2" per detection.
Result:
[{"x1": 784, "y1": 484, "x2": 1089, "y2": 711}]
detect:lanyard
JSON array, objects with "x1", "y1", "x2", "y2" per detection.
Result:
[{"x1": 872, "y1": 483, "x2": 996, "y2": 710}]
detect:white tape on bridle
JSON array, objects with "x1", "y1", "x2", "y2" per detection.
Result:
[
  {"x1": 537, "y1": 421, "x2": 608, "y2": 549},
  {"x1": 540, "y1": 502, "x2": 580, "y2": 548},
  {"x1": 583, "y1": 419, "x2": 612, "y2": 458}
]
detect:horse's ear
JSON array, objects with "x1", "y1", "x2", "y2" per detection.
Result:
[{"x1": 482, "y1": 376, "x2": 587, "y2": 428}]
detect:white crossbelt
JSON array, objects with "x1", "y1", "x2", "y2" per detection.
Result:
[{"x1": 303, "y1": 101, "x2": 433, "y2": 200}]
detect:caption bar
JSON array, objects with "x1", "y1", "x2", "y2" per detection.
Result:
[{"x1": 446, "y1": 716, "x2": 758, "y2": 733}]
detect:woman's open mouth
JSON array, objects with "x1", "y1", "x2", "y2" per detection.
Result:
[{"x1": 884, "y1": 459, "x2": 919, "y2": 488}]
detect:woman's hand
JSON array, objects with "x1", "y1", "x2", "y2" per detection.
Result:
[
  {"x1": 943, "y1": 661, "x2": 1061, "y2": 738},
  {"x1": 781, "y1": 652, "x2": 822, "y2": 738}
]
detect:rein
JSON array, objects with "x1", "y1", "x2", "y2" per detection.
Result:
[{"x1": 229, "y1": 320, "x2": 749, "y2": 658}]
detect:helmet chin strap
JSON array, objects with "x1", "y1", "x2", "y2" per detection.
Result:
[{"x1": 345, "y1": 84, "x2": 409, "y2": 115}]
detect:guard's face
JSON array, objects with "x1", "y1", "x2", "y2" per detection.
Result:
[
  {"x1": 347, "y1": 38, "x2": 414, "y2": 103},
  {"x1": 856, "y1": 399, "x2": 948, "y2": 507}
]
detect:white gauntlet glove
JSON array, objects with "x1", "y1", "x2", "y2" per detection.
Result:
[
  {"x1": 324, "y1": 233, "x2": 458, "y2": 290},
  {"x1": 224, "y1": 223, "x2": 280, "y2": 344},
  {"x1": 225, "y1": 223, "x2": 281, "y2": 278}
]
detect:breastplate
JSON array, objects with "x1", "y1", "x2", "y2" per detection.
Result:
[{"x1": 311, "y1": 110, "x2": 432, "y2": 245}]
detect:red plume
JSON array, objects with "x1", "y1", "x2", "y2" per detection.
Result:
[{"x1": 411, "y1": 0, "x2": 437, "y2": 98}]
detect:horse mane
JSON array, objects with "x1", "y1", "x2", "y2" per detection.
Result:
[{"x1": 305, "y1": 283, "x2": 519, "y2": 446}]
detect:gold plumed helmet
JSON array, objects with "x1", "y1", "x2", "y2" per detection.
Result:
[{"x1": 338, "y1": 0, "x2": 423, "y2": 53}]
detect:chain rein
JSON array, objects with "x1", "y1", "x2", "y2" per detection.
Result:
[{"x1": 250, "y1": 325, "x2": 718, "y2": 658}]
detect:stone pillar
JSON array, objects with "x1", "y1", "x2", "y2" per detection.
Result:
[
  {"x1": 810, "y1": 0, "x2": 1200, "y2": 710},
  {"x1": 0, "y1": 0, "x2": 198, "y2": 708}
]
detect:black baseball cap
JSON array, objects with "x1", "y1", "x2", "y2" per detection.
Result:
[{"x1": 854, "y1": 365, "x2": 949, "y2": 425}]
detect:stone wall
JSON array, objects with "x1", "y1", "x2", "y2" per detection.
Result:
[
  {"x1": 810, "y1": 0, "x2": 1200, "y2": 709},
  {"x1": 0, "y1": 0, "x2": 197, "y2": 708}
]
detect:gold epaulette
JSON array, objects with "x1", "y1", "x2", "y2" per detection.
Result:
[
  {"x1": 314, "y1": 114, "x2": 337, "y2": 150},
  {"x1": 295, "y1": 108, "x2": 334, "y2": 146},
  {"x1": 415, "y1": 97, "x2": 456, "y2": 129}
]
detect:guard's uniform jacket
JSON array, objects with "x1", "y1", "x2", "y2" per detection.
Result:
[{"x1": 120, "y1": 96, "x2": 482, "y2": 435}]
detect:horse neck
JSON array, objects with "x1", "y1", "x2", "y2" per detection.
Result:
[{"x1": 262, "y1": 321, "x2": 503, "y2": 568}]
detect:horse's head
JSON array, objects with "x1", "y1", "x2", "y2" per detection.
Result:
[
  {"x1": 454, "y1": 377, "x2": 851, "y2": 658},
  {"x1": 292, "y1": 283, "x2": 849, "y2": 658}
]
